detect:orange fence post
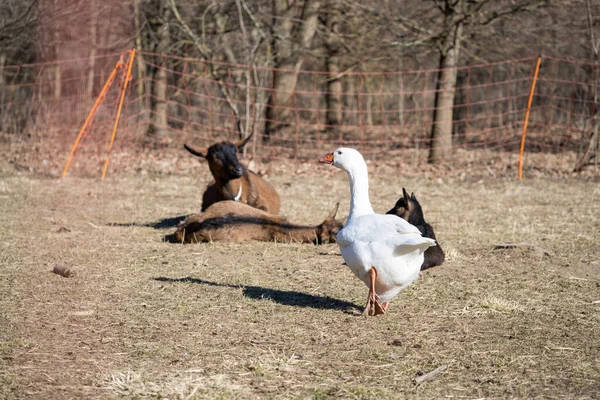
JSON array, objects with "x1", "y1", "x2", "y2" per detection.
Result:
[
  {"x1": 101, "y1": 49, "x2": 136, "y2": 180},
  {"x1": 518, "y1": 56, "x2": 542, "y2": 180},
  {"x1": 61, "y1": 60, "x2": 122, "y2": 179}
]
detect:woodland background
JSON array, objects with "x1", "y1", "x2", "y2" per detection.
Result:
[{"x1": 0, "y1": 0, "x2": 599, "y2": 173}]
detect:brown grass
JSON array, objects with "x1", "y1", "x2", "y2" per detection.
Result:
[{"x1": 0, "y1": 164, "x2": 599, "y2": 399}]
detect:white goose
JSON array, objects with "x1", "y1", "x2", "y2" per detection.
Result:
[{"x1": 319, "y1": 148, "x2": 436, "y2": 316}]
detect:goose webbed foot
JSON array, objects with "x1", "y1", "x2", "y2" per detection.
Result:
[
  {"x1": 381, "y1": 301, "x2": 390, "y2": 312},
  {"x1": 362, "y1": 267, "x2": 386, "y2": 317},
  {"x1": 362, "y1": 293, "x2": 386, "y2": 316}
]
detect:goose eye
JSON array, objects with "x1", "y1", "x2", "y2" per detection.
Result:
[{"x1": 337, "y1": 151, "x2": 342, "y2": 155}]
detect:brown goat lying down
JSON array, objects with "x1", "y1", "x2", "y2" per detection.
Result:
[
  {"x1": 172, "y1": 201, "x2": 343, "y2": 244},
  {"x1": 184, "y1": 133, "x2": 280, "y2": 214},
  {"x1": 386, "y1": 188, "x2": 445, "y2": 270}
]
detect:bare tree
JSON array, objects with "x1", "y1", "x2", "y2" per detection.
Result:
[
  {"x1": 370, "y1": 0, "x2": 548, "y2": 163},
  {"x1": 148, "y1": 0, "x2": 171, "y2": 138},
  {"x1": 324, "y1": 0, "x2": 343, "y2": 130},
  {"x1": 87, "y1": 0, "x2": 97, "y2": 99},
  {"x1": 426, "y1": 0, "x2": 548, "y2": 163},
  {"x1": 233, "y1": 0, "x2": 272, "y2": 150},
  {"x1": 52, "y1": 0, "x2": 61, "y2": 100},
  {"x1": 264, "y1": 0, "x2": 322, "y2": 139},
  {"x1": 133, "y1": 0, "x2": 146, "y2": 101},
  {"x1": 574, "y1": 0, "x2": 599, "y2": 171},
  {"x1": 427, "y1": 0, "x2": 465, "y2": 163}
]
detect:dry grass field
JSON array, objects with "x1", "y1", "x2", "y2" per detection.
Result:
[{"x1": 0, "y1": 159, "x2": 599, "y2": 399}]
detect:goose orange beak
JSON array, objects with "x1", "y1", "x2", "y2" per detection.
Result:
[{"x1": 319, "y1": 152, "x2": 334, "y2": 164}]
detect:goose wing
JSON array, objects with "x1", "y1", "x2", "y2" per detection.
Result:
[{"x1": 336, "y1": 213, "x2": 423, "y2": 248}]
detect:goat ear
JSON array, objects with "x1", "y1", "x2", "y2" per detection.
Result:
[
  {"x1": 402, "y1": 187, "x2": 410, "y2": 202},
  {"x1": 184, "y1": 144, "x2": 208, "y2": 158},
  {"x1": 234, "y1": 132, "x2": 253, "y2": 150},
  {"x1": 328, "y1": 202, "x2": 340, "y2": 219},
  {"x1": 411, "y1": 192, "x2": 417, "y2": 201}
]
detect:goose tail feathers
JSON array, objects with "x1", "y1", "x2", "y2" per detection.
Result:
[{"x1": 392, "y1": 236, "x2": 436, "y2": 257}]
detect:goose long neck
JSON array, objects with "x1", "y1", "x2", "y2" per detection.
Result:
[{"x1": 347, "y1": 165, "x2": 374, "y2": 221}]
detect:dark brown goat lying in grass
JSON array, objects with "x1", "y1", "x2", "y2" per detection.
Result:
[
  {"x1": 184, "y1": 133, "x2": 280, "y2": 214},
  {"x1": 386, "y1": 188, "x2": 445, "y2": 270},
  {"x1": 171, "y1": 201, "x2": 343, "y2": 244}
]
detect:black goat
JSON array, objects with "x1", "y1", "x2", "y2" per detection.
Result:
[{"x1": 386, "y1": 188, "x2": 445, "y2": 270}]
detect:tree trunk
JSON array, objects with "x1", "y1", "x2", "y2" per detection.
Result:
[
  {"x1": 149, "y1": 0, "x2": 170, "y2": 137},
  {"x1": 53, "y1": 0, "x2": 61, "y2": 100},
  {"x1": 133, "y1": 0, "x2": 146, "y2": 101},
  {"x1": 0, "y1": 53, "x2": 5, "y2": 87},
  {"x1": 428, "y1": 21, "x2": 463, "y2": 164},
  {"x1": 87, "y1": 0, "x2": 97, "y2": 99},
  {"x1": 325, "y1": 0, "x2": 342, "y2": 131},
  {"x1": 365, "y1": 78, "x2": 373, "y2": 127},
  {"x1": 574, "y1": 0, "x2": 600, "y2": 171},
  {"x1": 453, "y1": 70, "x2": 467, "y2": 144},
  {"x1": 0, "y1": 53, "x2": 5, "y2": 132},
  {"x1": 265, "y1": 0, "x2": 322, "y2": 139}
]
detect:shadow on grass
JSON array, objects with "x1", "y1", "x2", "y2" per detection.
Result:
[
  {"x1": 108, "y1": 215, "x2": 191, "y2": 230},
  {"x1": 153, "y1": 276, "x2": 361, "y2": 313}
]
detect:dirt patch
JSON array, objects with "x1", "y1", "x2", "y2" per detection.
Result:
[{"x1": 0, "y1": 170, "x2": 599, "y2": 399}]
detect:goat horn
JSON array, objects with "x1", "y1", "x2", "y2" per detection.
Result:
[
  {"x1": 328, "y1": 202, "x2": 340, "y2": 219},
  {"x1": 234, "y1": 132, "x2": 253, "y2": 149},
  {"x1": 184, "y1": 143, "x2": 208, "y2": 158}
]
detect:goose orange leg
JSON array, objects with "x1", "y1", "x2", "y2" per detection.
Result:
[{"x1": 362, "y1": 267, "x2": 386, "y2": 316}]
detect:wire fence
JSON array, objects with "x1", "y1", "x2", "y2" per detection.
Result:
[{"x1": 1, "y1": 51, "x2": 598, "y2": 177}]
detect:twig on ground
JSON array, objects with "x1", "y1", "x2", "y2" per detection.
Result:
[{"x1": 414, "y1": 365, "x2": 447, "y2": 385}]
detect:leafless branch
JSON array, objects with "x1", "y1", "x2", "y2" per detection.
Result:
[
  {"x1": 0, "y1": 0, "x2": 38, "y2": 43},
  {"x1": 201, "y1": 3, "x2": 215, "y2": 48},
  {"x1": 478, "y1": 0, "x2": 548, "y2": 26},
  {"x1": 585, "y1": 0, "x2": 599, "y2": 59},
  {"x1": 168, "y1": 0, "x2": 242, "y2": 133},
  {"x1": 239, "y1": 0, "x2": 268, "y2": 40},
  {"x1": 347, "y1": 0, "x2": 435, "y2": 37}
]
